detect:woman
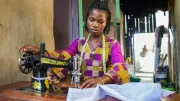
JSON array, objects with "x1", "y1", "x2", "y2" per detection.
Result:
[{"x1": 20, "y1": 0, "x2": 129, "y2": 89}]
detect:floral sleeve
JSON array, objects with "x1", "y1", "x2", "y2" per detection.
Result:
[
  {"x1": 105, "y1": 41, "x2": 130, "y2": 84},
  {"x1": 47, "y1": 39, "x2": 79, "y2": 84}
]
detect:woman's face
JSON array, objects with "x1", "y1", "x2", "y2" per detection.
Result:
[{"x1": 87, "y1": 9, "x2": 107, "y2": 36}]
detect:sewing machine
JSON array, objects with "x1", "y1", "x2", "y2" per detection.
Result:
[{"x1": 18, "y1": 43, "x2": 81, "y2": 91}]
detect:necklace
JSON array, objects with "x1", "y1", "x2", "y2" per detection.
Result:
[{"x1": 89, "y1": 37, "x2": 102, "y2": 51}]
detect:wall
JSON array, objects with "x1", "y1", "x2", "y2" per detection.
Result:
[
  {"x1": 173, "y1": 0, "x2": 180, "y2": 92},
  {"x1": 54, "y1": 0, "x2": 79, "y2": 50},
  {"x1": 54, "y1": 0, "x2": 71, "y2": 49},
  {"x1": 108, "y1": 0, "x2": 125, "y2": 55},
  {"x1": 120, "y1": 11, "x2": 125, "y2": 55},
  {"x1": 0, "y1": 0, "x2": 54, "y2": 85}
]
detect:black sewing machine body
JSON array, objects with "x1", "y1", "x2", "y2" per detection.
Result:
[{"x1": 18, "y1": 43, "x2": 81, "y2": 91}]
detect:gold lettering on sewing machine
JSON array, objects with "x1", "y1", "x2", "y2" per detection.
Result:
[{"x1": 40, "y1": 57, "x2": 68, "y2": 66}]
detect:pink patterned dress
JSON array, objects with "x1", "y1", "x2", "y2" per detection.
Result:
[{"x1": 47, "y1": 36, "x2": 129, "y2": 84}]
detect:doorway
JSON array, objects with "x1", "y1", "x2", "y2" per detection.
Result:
[
  {"x1": 134, "y1": 33, "x2": 155, "y2": 82},
  {"x1": 134, "y1": 33, "x2": 155, "y2": 72}
]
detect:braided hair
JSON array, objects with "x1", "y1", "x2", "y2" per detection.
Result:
[{"x1": 84, "y1": 0, "x2": 111, "y2": 34}]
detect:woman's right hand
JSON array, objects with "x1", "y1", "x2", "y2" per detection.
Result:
[{"x1": 19, "y1": 45, "x2": 40, "y2": 54}]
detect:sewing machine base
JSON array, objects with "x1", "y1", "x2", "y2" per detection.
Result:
[
  {"x1": 0, "y1": 81, "x2": 67, "y2": 101},
  {"x1": 16, "y1": 84, "x2": 68, "y2": 96}
]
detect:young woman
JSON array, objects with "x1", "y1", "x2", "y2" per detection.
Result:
[{"x1": 20, "y1": 0, "x2": 129, "y2": 89}]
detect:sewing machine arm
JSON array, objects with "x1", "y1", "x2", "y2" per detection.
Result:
[{"x1": 18, "y1": 52, "x2": 74, "y2": 74}]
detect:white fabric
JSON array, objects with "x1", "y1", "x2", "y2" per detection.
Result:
[{"x1": 67, "y1": 83, "x2": 174, "y2": 101}]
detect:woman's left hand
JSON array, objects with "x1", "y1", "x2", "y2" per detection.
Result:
[{"x1": 79, "y1": 77, "x2": 103, "y2": 89}]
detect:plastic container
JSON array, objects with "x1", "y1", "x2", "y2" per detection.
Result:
[{"x1": 154, "y1": 72, "x2": 167, "y2": 84}]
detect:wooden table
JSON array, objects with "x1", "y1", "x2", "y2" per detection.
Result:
[
  {"x1": 0, "y1": 81, "x2": 67, "y2": 101},
  {"x1": 0, "y1": 81, "x2": 179, "y2": 101},
  {"x1": 161, "y1": 94, "x2": 180, "y2": 101}
]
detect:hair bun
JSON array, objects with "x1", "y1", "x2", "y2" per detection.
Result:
[{"x1": 91, "y1": 0, "x2": 108, "y2": 9}]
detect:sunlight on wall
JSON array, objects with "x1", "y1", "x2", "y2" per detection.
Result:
[
  {"x1": 156, "y1": 10, "x2": 169, "y2": 28},
  {"x1": 134, "y1": 33, "x2": 155, "y2": 72}
]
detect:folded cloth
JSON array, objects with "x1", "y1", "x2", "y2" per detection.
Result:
[{"x1": 67, "y1": 83, "x2": 174, "y2": 101}]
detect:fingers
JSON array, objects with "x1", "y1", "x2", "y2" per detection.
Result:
[
  {"x1": 19, "y1": 45, "x2": 27, "y2": 54},
  {"x1": 79, "y1": 79, "x2": 90, "y2": 89},
  {"x1": 79, "y1": 79, "x2": 96, "y2": 89},
  {"x1": 83, "y1": 81, "x2": 94, "y2": 88},
  {"x1": 47, "y1": 68, "x2": 62, "y2": 84},
  {"x1": 50, "y1": 84, "x2": 61, "y2": 91},
  {"x1": 19, "y1": 45, "x2": 31, "y2": 54},
  {"x1": 19, "y1": 45, "x2": 40, "y2": 54}
]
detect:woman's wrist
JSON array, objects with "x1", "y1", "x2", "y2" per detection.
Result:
[
  {"x1": 97, "y1": 75, "x2": 113, "y2": 85},
  {"x1": 44, "y1": 50, "x2": 50, "y2": 57},
  {"x1": 97, "y1": 77, "x2": 104, "y2": 85}
]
